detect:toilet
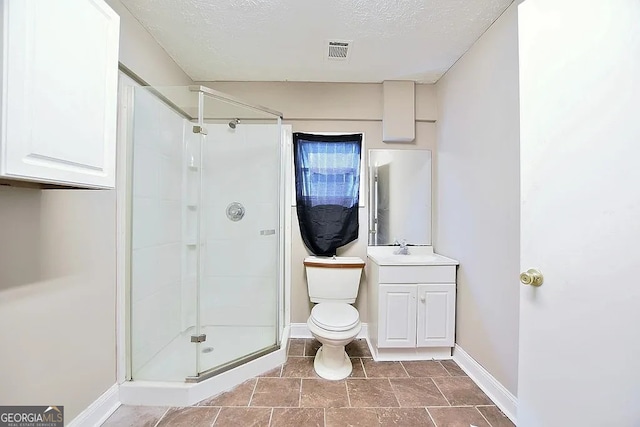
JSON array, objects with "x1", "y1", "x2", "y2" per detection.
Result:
[{"x1": 304, "y1": 256, "x2": 365, "y2": 380}]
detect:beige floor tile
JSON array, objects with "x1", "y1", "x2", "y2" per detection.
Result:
[
  {"x1": 345, "y1": 339, "x2": 372, "y2": 357},
  {"x1": 287, "y1": 339, "x2": 305, "y2": 356},
  {"x1": 282, "y1": 356, "x2": 319, "y2": 378},
  {"x1": 300, "y1": 379, "x2": 349, "y2": 408},
  {"x1": 402, "y1": 360, "x2": 450, "y2": 377},
  {"x1": 346, "y1": 378, "x2": 399, "y2": 407},
  {"x1": 102, "y1": 405, "x2": 168, "y2": 427},
  {"x1": 477, "y1": 405, "x2": 516, "y2": 427},
  {"x1": 432, "y1": 377, "x2": 493, "y2": 406},
  {"x1": 440, "y1": 360, "x2": 468, "y2": 376},
  {"x1": 196, "y1": 378, "x2": 256, "y2": 406},
  {"x1": 428, "y1": 407, "x2": 491, "y2": 427},
  {"x1": 304, "y1": 339, "x2": 322, "y2": 357},
  {"x1": 326, "y1": 408, "x2": 379, "y2": 427},
  {"x1": 390, "y1": 377, "x2": 449, "y2": 407},
  {"x1": 107, "y1": 354, "x2": 508, "y2": 427},
  {"x1": 271, "y1": 408, "x2": 324, "y2": 427},
  {"x1": 213, "y1": 407, "x2": 271, "y2": 427},
  {"x1": 156, "y1": 407, "x2": 220, "y2": 427},
  {"x1": 362, "y1": 359, "x2": 408, "y2": 378},
  {"x1": 375, "y1": 408, "x2": 436, "y2": 427},
  {"x1": 349, "y1": 358, "x2": 366, "y2": 378},
  {"x1": 250, "y1": 377, "x2": 300, "y2": 407}
]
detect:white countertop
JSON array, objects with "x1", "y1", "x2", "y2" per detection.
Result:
[{"x1": 367, "y1": 246, "x2": 459, "y2": 266}]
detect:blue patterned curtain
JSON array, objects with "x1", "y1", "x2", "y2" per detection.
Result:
[{"x1": 293, "y1": 133, "x2": 362, "y2": 256}]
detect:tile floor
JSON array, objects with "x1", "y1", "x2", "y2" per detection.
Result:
[{"x1": 103, "y1": 339, "x2": 515, "y2": 427}]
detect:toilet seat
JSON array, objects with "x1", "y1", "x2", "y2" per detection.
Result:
[{"x1": 310, "y1": 303, "x2": 359, "y2": 332}]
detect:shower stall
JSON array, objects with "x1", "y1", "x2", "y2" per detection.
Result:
[{"x1": 126, "y1": 85, "x2": 285, "y2": 383}]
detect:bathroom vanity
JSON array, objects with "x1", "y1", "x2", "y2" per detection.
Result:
[{"x1": 366, "y1": 246, "x2": 459, "y2": 361}]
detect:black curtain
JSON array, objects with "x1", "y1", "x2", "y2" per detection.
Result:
[{"x1": 293, "y1": 133, "x2": 362, "y2": 256}]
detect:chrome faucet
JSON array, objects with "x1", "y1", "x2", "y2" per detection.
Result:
[{"x1": 393, "y1": 239, "x2": 410, "y2": 255}]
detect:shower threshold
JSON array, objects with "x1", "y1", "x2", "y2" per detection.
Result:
[
  {"x1": 120, "y1": 326, "x2": 290, "y2": 407},
  {"x1": 186, "y1": 344, "x2": 280, "y2": 383}
]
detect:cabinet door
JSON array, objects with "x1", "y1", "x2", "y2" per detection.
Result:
[
  {"x1": 1, "y1": 0, "x2": 119, "y2": 188},
  {"x1": 378, "y1": 284, "x2": 416, "y2": 348},
  {"x1": 416, "y1": 284, "x2": 456, "y2": 347}
]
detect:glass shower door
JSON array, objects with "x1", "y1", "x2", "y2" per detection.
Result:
[
  {"x1": 129, "y1": 84, "x2": 284, "y2": 383},
  {"x1": 129, "y1": 85, "x2": 200, "y2": 382},
  {"x1": 196, "y1": 117, "x2": 282, "y2": 376}
]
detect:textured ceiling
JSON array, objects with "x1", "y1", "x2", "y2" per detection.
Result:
[{"x1": 120, "y1": 0, "x2": 513, "y2": 83}]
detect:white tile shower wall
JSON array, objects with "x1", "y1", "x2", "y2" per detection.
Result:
[
  {"x1": 200, "y1": 276, "x2": 277, "y2": 326},
  {"x1": 131, "y1": 88, "x2": 187, "y2": 377},
  {"x1": 201, "y1": 237, "x2": 278, "y2": 277},
  {"x1": 199, "y1": 124, "x2": 280, "y2": 329},
  {"x1": 203, "y1": 202, "x2": 278, "y2": 241},
  {"x1": 131, "y1": 243, "x2": 181, "y2": 302},
  {"x1": 203, "y1": 127, "x2": 280, "y2": 205},
  {"x1": 131, "y1": 281, "x2": 182, "y2": 367}
]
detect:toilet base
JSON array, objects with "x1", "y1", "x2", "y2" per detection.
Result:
[{"x1": 313, "y1": 345, "x2": 352, "y2": 380}]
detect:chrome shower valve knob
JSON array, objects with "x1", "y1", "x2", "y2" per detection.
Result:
[{"x1": 226, "y1": 202, "x2": 245, "y2": 221}]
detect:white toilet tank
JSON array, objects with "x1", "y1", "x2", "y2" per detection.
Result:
[{"x1": 304, "y1": 256, "x2": 365, "y2": 303}]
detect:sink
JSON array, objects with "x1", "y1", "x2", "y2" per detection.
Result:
[
  {"x1": 367, "y1": 246, "x2": 459, "y2": 266},
  {"x1": 376, "y1": 254, "x2": 442, "y2": 265}
]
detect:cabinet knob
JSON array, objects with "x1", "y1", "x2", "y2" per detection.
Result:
[
  {"x1": 520, "y1": 268, "x2": 544, "y2": 287},
  {"x1": 420, "y1": 296, "x2": 426, "y2": 302}
]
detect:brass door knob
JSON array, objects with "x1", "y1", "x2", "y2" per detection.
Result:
[{"x1": 520, "y1": 269, "x2": 543, "y2": 286}]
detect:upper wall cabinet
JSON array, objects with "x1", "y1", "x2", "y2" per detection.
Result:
[{"x1": 0, "y1": 0, "x2": 119, "y2": 188}]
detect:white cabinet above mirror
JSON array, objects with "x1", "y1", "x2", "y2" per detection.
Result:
[
  {"x1": 0, "y1": 0, "x2": 119, "y2": 189},
  {"x1": 368, "y1": 149, "x2": 431, "y2": 245}
]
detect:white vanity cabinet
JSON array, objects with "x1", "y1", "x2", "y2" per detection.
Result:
[
  {"x1": 378, "y1": 283, "x2": 456, "y2": 349},
  {"x1": 367, "y1": 248, "x2": 458, "y2": 360},
  {"x1": 0, "y1": 0, "x2": 120, "y2": 188}
]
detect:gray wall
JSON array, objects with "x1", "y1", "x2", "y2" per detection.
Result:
[
  {"x1": 0, "y1": 188, "x2": 116, "y2": 419},
  {"x1": 434, "y1": 3, "x2": 520, "y2": 395}
]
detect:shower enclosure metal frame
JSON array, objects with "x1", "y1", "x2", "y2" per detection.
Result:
[{"x1": 125, "y1": 83, "x2": 285, "y2": 384}]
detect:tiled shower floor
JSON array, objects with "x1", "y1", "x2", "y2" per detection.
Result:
[{"x1": 103, "y1": 339, "x2": 515, "y2": 427}]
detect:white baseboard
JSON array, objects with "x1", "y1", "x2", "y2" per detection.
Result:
[
  {"x1": 289, "y1": 322, "x2": 314, "y2": 338},
  {"x1": 68, "y1": 383, "x2": 120, "y2": 427},
  {"x1": 452, "y1": 344, "x2": 517, "y2": 424},
  {"x1": 289, "y1": 322, "x2": 369, "y2": 340},
  {"x1": 370, "y1": 344, "x2": 451, "y2": 361}
]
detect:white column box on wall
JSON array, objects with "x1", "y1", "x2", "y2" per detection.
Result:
[
  {"x1": 0, "y1": 0, "x2": 119, "y2": 188},
  {"x1": 382, "y1": 81, "x2": 415, "y2": 143}
]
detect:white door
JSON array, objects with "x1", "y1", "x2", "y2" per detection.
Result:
[
  {"x1": 378, "y1": 284, "x2": 416, "y2": 348},
  {"x1": 517, "y1": 1, "x2": 640, "y2": 425},
  {"x1": 416, "y1": 284, "x2": 455, "y2": 348},
  {"x1": 1, "y1": 0, "x2": 119, "y2": 188}
]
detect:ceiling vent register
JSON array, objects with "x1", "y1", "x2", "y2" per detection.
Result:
[{"x1": 327, "y1": 40, "x2": 352, "y2": 61}]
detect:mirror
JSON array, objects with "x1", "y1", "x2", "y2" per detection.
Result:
[{"x1": 368, "y1": 149, "x2": 432, "y2": 245}]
